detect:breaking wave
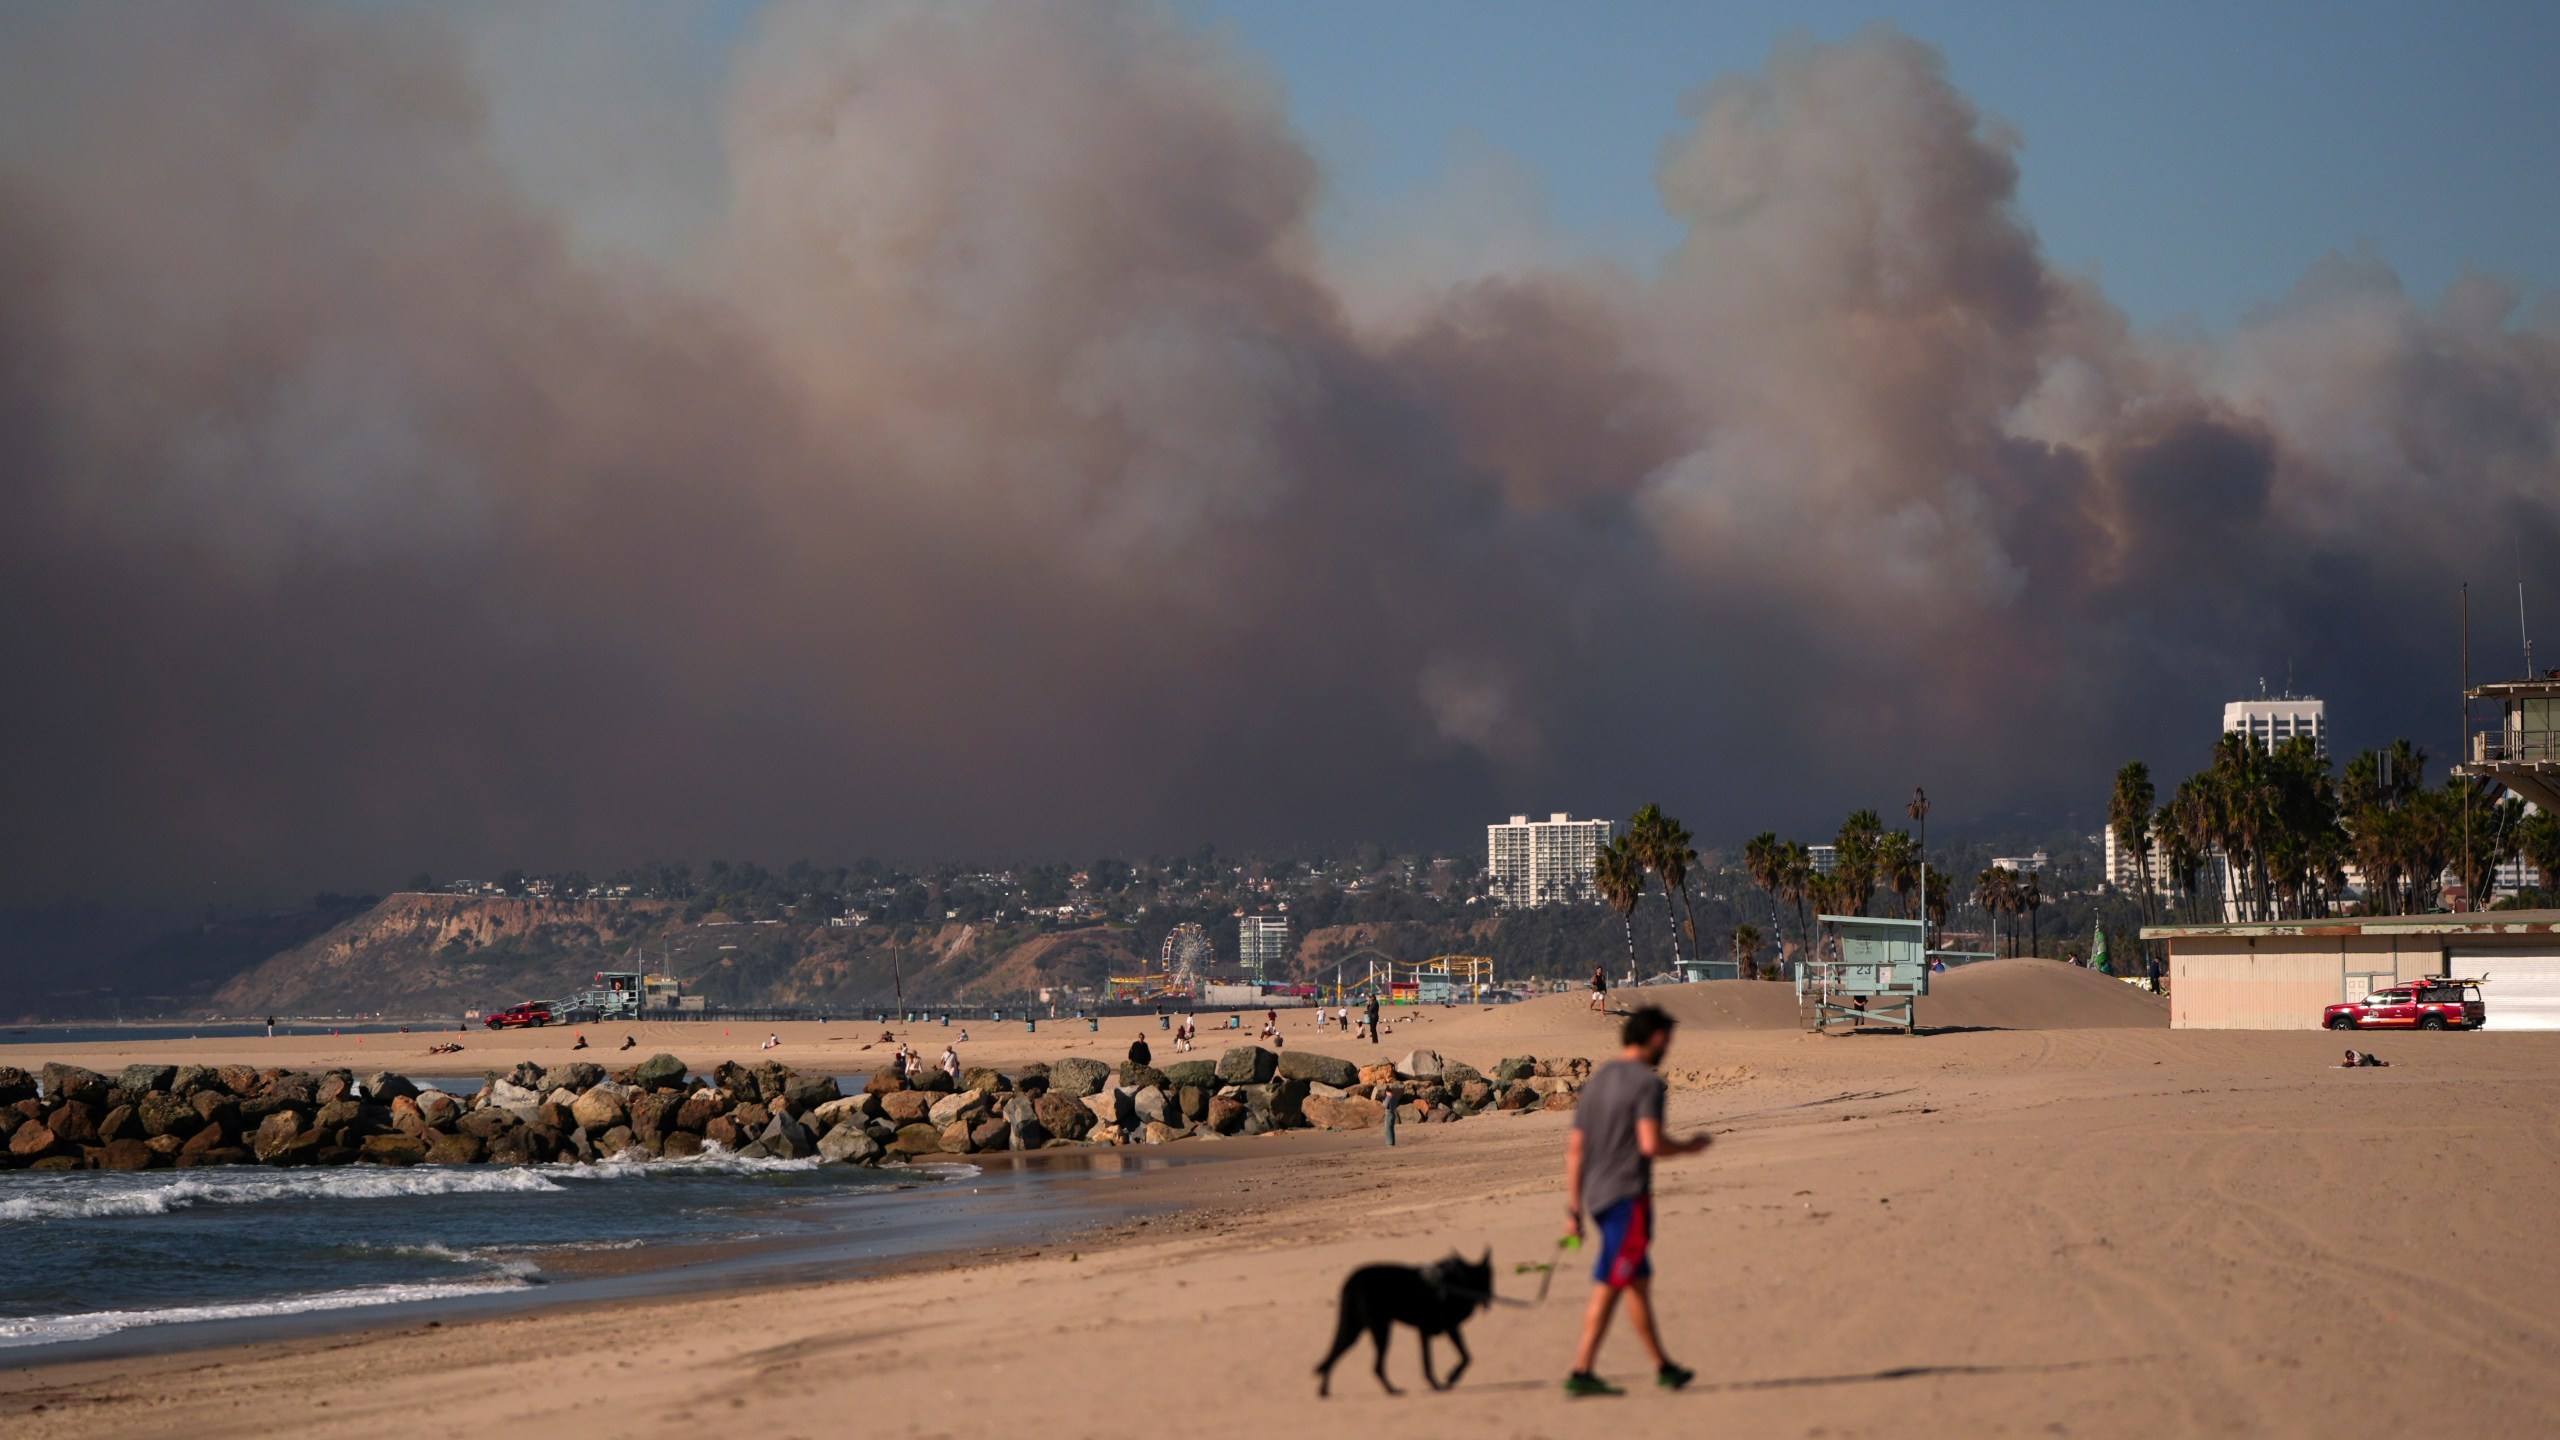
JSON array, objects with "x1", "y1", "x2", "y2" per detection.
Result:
[{"x1": 0, "y1": 1279, "x2": 532, "y2": 1348}]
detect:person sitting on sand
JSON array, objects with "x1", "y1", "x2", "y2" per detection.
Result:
[
  {"x1": 619, "y1": 1035, "x2": 637, "y2": 1051},
  {"x1": 572, "y1": 1033, "x2": 589, "y2": 1050},
  {"x1": 761, "y1": 1032, "x2": 781, "y2": 1051}
]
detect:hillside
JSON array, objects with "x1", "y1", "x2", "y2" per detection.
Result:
[{"x1": 208, "y1": 893, "x2": 1155, "y2": 1017}]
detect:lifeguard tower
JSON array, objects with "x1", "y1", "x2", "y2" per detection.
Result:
[{"x1": 1798, "y1": 914, "x2": 1929, "y2": 1033}]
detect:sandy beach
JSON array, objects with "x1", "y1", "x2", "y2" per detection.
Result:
[{"x1": 6, "y1": 962, "x2": 2559, "y2": 1438}]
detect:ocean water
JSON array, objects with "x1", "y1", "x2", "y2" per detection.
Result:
[{"x1": 0, "y1": 1151, "x2": 927, "y2": 1349}]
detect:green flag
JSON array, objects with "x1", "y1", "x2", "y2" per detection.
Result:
[{"x1": 2090, "y1": 919, "x2": 2112, "y2": 975}]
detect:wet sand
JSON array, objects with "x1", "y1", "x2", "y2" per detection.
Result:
[{"x1": 7, "y1": 967, "x2": 2560, "y2": 1437}]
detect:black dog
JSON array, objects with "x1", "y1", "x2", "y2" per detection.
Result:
[{"x1": 1315, "y1": 1250, "x2": 1493, "y2": 1396}]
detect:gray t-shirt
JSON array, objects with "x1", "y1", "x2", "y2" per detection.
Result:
[{"x1": 1573, "y1": 1058, "x2": 1666, "y2": 1217}]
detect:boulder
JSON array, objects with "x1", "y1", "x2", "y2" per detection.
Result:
[
  {"x1": 961, "y1": 1067, "x2": 1011, "y2": 1096},
  {"x1": 1132, "y1": 1086, "x2": 1171, "y2": 1127},
  {"x1": 0, "y1": 1067, "x2": 36, "y2": 1106},
  {"x1": 486, "y1": 1128, "x2": 539, "y2": 1165},
  {"x1": 674, "y1": 1091, "x2": 728, "y2": 1133},
  {"x1": 1032, "y1": 1091, "x2": 1093, "y2": 1142},
  {"x1": 887, "y1": 1123, "x2": 945, "y2": 1157},
  {"x1": 880, "y1": 1090, "x2": 935, "y2": 1126},
  {"x1": 485, "y1": 1079, "x2": 543, "y2": 1120},
  {"x1": 417, "y1": 1091, "x2": 461, "y2": 1128},
  {"x1": 360, "y1": 1133, "x2": 428, "y2": 1165},
  {"x1": 39, "y1": 1064, "x2": 109, "y2": 1106},
  {"x1": 1458, "y1": 1079, "x2": 1495, "y2": 1111},
  {"x1": 313, "y1": 1098, "x2": 367, "y2": 1133},
  {"x1": 1162, "y1": 1059, "x2": 1220, "y2": 1091},
  {"x1": 783, "y1": 1075, "x2": 842, "y2": 1113},
  {"x1": 751, "y1": 1061, "x2": 792, "y2": 1100},
  {"x1": 144, "y1": 1132, "x2": 187, "y2": 1159},
  {"x1": 1541, "y1": 1092, "x2": 1579, "y2": 1112},
  {"x1": 761, "y1": 1111, "x2": 814, "y2": 1160},
  {"x1": 970, "y1": 1117, "x2": 1012, "y2": 1153},
  {"x1": 908, "y1": 1068, "x2": 955, "y2": 1095},
  {"x1": 1081, "y1": 1088, "x2": 1137, "y2": 1130},
  {"x1": 425, "y1": 1131, "x2": 485, "y2": 1165},
  {"x1": 1120, "y1": 1063, "x2": 1169, "y2": 1093},
  {"x1": 1048, "y1": 1058, "x2": 1112, "y2": 1098},
  {"x1": 1398, "y1": 1049, "x2": 1446, "y2": 1080},
  {"x1": 1440, "y1": 1060, "x2": 1484, "y2": 1088},
  {"x1": 817, "y1": 1124, "x2": 883, "y2": 1165},
  {"x1": 1498, "y1": 1082, "x2": 1538, "y2": 1111},
  {"x1": 46, "y1": 1102, "x2": 100, "y2": 1147},
  {"x1": 866, "y1": 1068, "x2": 910, "y2": 1095},
  {"x1": 1003, "y1": 1094, "x2": 1049, "y2": 1151},
  {"x1": 539, "y1": 1062, "x2": 606, "y2": 1095},
  {"x1": 1205, "y1": 1094, "x2": 1246, "y2": 1135},
  {"x1": 1175, "y1": 1084, "x2": 1212, "y2": 1123},
  {"x1": 703, "y1": 1115, "x2": 746, "y2": 1150},
  {"x1": 1013, "y1": 1063, "x2": 1050, "y2": 1097},
  {"x1": 939, "y1": 1119, "x2": 976, "y2": 1153},
  {"x1": 365, "y1": 1072, "x2": 420, "y2": 1103},
  {"x1": 316, "y1": 1070, "x2": 362, "y2": 1105},
  {"x1": 214, "y1": 1065, "x2": 264, "y2": 1097},
  {"x1": 137, "y1": 1092, "x2": 200, "y2": 1139},
  {"x1": 927, "y1": 1089, "x2": 988, "y2": 1130},
  {"x1": 659, "y1": 1130, "x2": 704, "y2": 1160},
  {"x1": 98, "y1": 1104, "x2": 140, "y2": 1143},
  {"x1": 1357, "y1": 1062, "x2": 1398, "y2": 1088},
  {"x1": 1302, "y1": 1094, "x2": 1384, "y2": 1131},
  {"x1": 457, "y1": 1108, "x2": 518, "y2": 1140},
  {"x1": 633, "y1": 1053, "x2": 689, "y2": 1091},
  {"x1": 1307, "y1": 1082, "x2": 1347, "y2": 1101},
  {"x1": 1275, "y1": 1051, "x2": 1358, "y2": 1089},
  {"x1": 571, "y1": 1086, "x2": 629, "y2": 1132},
  {"x1": 7, "y1": 1120, "x2": 60, "y2": 1160},
  {"x1": 177, "y1": 1124, "x2": 229, "y2": 1163},
  {"x1": 118, "y1": 1063, "x2": 178, "y2": 1095},
  {"x1": 250, "y1": 1111, "x2": 302, "y2": 1162},
  {"x1": 808, "y1": 1096, "x2": 866, "y2": 1131},
  {"x1": 1139, "y1": 1121, "x2": 1180, "y2": 1146},
  {"x1": 1214, "y1": 1046, "x2": 1277, "y2": 1086},
  {"x1": 1494, "y1": 1056, "x2": 1538, "y2": 1085},
  {"x1": 98, "y1": 1136, "x2": 156, "y2": 1170},
  {"x1": 627, "y1": 1091, "x2": 684, "y2": 1141}
]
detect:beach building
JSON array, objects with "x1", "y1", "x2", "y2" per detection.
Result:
[
  {"x1": 1237, "y1": 912, "x2": 1290, "y2": 982},
  {"x1": 2142, "y1": 910, "x2": 2560, "y2": 1030},
  {"x1": 1487, "y1": 813, "x2": 1615, "y2": 907}
]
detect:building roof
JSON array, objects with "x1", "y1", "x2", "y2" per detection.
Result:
[
  {"x1": 2470, "y1": 677, "x2": 2560, "y2": 698},
  {"x1": 2143, "y1": 909, "x2": 2560, "y2": 941}
]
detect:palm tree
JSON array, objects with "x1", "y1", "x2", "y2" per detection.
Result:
[
  {"x1": 1834, "y1": 809, "x2": 1885, "y2": 915},
  {"x1": 1653, "y1": 812, "x2": 1703, "y2": 968},
  {"x1": 1626, "y1": 805, "x2": 1687, "y2": 973},
  {"x1": 1743, "y1": 831, "x2": 1787, "y2": 944},
  {"x1": 2110, "y1": 759, "x2": 2157, "y2": 933},
  {"x1": 1593, "y1": 836, "x2": 1645, "y2": 980},
  {"x1": 1877, "y1": 830, "x2": 1920, "y2": 920},
  {"x1": 1779, "y1": 840, "x2": 1815, "y2": 959},
  {"x1": 1730, "y1": 922, "x2": 1762, "y2": 981},
  {"x1": 1974, "y1": 867, "x2": 2016, "y2": 955},
  {"x1": 1907, "y1": 786, "x2": 1932, "y2": 941},
  {"x1": 2019, "y1": 872, "x2": 2043, "y2": 957},
  {"x1": 2521, "y1": 808, "x2": 2560, "y2": 898}
]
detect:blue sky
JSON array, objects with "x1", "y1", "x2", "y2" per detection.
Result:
[{"x1": 1187, "y1": 0, "x2": 2560, "y2": 328}]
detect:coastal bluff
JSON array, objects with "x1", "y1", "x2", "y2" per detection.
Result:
[{"x1": 0, "y1": 1047, "x2": 1591, "y2": 1172}]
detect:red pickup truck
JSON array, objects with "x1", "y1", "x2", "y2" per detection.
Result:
[
  {"x1": 2322, "y1": 979, "x2": 2485, "y2": 1031},
  {"x1": 483, "y1": 1001, "x2": 557, "y2": 1030}
]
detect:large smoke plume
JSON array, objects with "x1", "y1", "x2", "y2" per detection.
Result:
[{"x1": 1, "y1": 3, "x2": 2552, "y2": 900}]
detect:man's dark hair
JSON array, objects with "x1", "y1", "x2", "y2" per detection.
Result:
[{"x1": 1621, "y1": 1005, "x2": 1676, "y2": 1049}]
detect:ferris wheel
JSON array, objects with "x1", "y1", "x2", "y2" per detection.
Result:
[{"x1": 1160, "y1": 922, "x2": 1214, "y2": 990}]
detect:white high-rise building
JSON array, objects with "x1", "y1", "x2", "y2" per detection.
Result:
[
  {"x1": 1488, "y1": 813, "x2": 1616, "y2": 907},
  {"x1": 1237, "y1": 913, "x2": 1290, "y2": 982},
  {"x1": 2223, "y1": 692, "x2": 2326, "y2": 755}
]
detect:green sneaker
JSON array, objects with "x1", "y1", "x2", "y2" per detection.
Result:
[
  {"x1": 1657, "y1": 1362, "x2": 1695, "y2": 1391},
  {"x1": 1563, "y1": 1371, "x2": 1623, "y2": 1397}
]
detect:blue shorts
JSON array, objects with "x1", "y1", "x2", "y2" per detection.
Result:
[{"x1": 1592, "y1": 1195, "x2": 1653, "y2": 1288}]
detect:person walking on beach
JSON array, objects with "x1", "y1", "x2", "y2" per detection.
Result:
[
  {"x1": 941, "y1": 1044, "x2": 961, "y2": 1083},
  {"x1": 1562, "y1": 1005, "x2": 1709, "y2": 1396},
  {"x1": 1588, "y1": 965, "x2": 1609, "y2": 1013},
  {"x1": 1363, "y1": 995, "x2": 1381, "y2": 1044},
  {"x1": 266, "y1": 1014, "x2": 277, "y2": 1038}
]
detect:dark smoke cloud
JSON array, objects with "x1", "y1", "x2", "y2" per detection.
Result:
[{"x1": 1, "y1": 5, "x2": 2552, "y2": 901}]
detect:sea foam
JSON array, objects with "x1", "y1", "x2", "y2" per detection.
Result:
[{"x1": 0, "y1": 1278, "x2": 530, "y2": 1348}]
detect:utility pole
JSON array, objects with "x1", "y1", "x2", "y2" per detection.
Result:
[{"x1": 2462, "y1": 583, "x2": 2473, "y2": 912}]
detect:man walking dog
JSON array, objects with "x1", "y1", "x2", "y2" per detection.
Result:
[{"x1": 1561, "y1": 1004, "x2": 1709, "y2": 1395}]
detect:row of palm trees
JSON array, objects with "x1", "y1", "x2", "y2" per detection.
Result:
[
  {"x1": 2111, "y1": 734, "x2": 2559, "y2": 924},
  {"x1": 1592, "y1": 804, "x2": 1703, "y2": 979},
  {"x1": 1970, "y1": 865, "x2": 2044, "y2": 957},
  {"x1": 1738, "y1": 791, "x2": 1951, "y2": 970}
]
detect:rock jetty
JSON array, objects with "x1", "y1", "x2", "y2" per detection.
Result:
[{"x1": 0, "y1": 1048, "x2": 1593, "y2": 1173}]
